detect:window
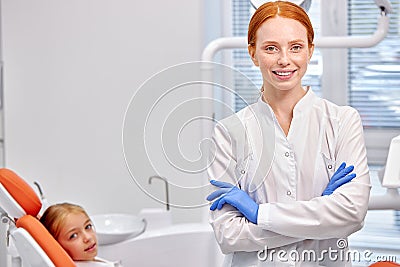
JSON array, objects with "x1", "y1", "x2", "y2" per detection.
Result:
[
  {"x1": 348, "y1": 0, "x2": 400, "y2": 128},
  {"x1": 346, "y1": 0, "x2": 400, "y2": 165}
]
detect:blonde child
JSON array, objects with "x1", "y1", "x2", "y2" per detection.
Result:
[{"x1": 40, "y1": 202, "x2": 122, "y2": 267}]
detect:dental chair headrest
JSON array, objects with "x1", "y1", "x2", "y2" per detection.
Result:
[
  {"x1": 16, "y1": 214, "x2": 76, "y2": 267},
  {"x1": 0, "y1": 168, "x2": 42, "y2": 218},
  {"x1": 0, "y1": 168, "x2": 76, "y2": 266}
]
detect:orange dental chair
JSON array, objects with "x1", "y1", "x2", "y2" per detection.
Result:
[
  {"x1": 0, "y1": 168, "x2": 75, "y2": 267},
  {"x1": 370, "y1": 263, "x2": 400, "y2": 267}
]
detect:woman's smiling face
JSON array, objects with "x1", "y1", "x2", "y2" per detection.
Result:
[
  {"x1": 248, "y1": 16, "x2": 314, "y2": 93},
  {"x1": 56, "y1": 212, "x2": 98, "y2": 261}
]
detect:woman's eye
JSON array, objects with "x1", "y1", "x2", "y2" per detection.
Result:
[
  {"x1": 86, "y1": 223, "x2": 93, "y2": 230},
  {"x1": 265, "y1": 46, "x2": 277, "y2": 52},
  {"x1": 291, "y1": 45, "x2": 302, "y2": 52}
]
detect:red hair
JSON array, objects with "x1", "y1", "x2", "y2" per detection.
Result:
[{"x1": 248, "y1": 1, "x2": 314, "y2": 48}]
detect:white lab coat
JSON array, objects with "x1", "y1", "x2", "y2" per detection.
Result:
[{"x1": 208, "y1": 88, "x2": 371, "y2": 266}]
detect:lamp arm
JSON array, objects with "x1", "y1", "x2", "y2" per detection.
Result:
[{"x1": 202, "y1": 1, "x2": 391, "y2": 61}]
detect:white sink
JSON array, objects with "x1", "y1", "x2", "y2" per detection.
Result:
[{"x1": 91, "y1": 213, "x2": 146, "y2": 245}]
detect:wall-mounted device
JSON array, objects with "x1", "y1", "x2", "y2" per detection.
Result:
[{"x1": 382, "y1": 135, "x2": 400, "y2": 188}]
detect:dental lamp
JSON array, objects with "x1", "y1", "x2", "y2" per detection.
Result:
[
  {"x1": 250, "y1": 0, "x2": 312, "y2": 12},
  {"x1": 251, "y1": 0, "x2": 392, "y2": 14},
  {"x1": 201, "y1": 0, "x2": 392, "y2": 62}
]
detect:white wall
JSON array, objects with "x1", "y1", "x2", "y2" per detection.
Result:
[{"x1": 1, "y1": 0, "x2": 209, "y2": 223}]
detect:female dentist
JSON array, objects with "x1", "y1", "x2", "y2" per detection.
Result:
[{"x1": 207, "y1": 1, "x2": 371, "y2": 266}]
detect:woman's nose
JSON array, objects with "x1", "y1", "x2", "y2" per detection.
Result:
[{"x1": 277, "y1": 51, "x2": 290, "y2": 66}]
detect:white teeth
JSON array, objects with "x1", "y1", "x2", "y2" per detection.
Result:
[{"x1": 276, "y1": 71, "x2": 292, "y2": 76}]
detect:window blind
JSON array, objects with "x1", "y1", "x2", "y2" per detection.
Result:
[
  {"x1": 232, "y1": 0, "x2": 261, "y2": 111},
  {"x1": 347, "y1": 2, "x2": 400, "y2": 264},
  {"x1": 348, "y1": 0, "x2": 400, "y2": 128}
]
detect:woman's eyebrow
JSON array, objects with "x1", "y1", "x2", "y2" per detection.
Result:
[
  {"x1": 260, "y1": 39, "x2": 306, "y2": 45},
  {"x1": 260, "y1": 40, "x2": 278, "y2": 45},
  {"x1": 288, "y1": 39, "x2": 306, "y2": 44}
]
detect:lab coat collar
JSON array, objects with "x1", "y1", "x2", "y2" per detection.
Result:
[
  {"x1": 292, "y1": 86, "x2": 315, "y2": 116},
  {"x1": 256, "y1": 86, "x2": 316, "y2": 118}
]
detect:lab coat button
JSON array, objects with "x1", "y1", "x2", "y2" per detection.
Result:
[
  {"x1": 328, "y1": 164, "x2": 333, "y2": 169},
  {"x1": 284, "y1": 152, "x2": 290, "y2": 157},
  {"x1": 287, "y1": 191, "x2": 291, "y2": 196},
  {"x1": 241, "y1": 170, "x2": 245, "y2": 174}
]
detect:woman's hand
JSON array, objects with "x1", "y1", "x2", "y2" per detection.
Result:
[
  {"x1": 206, "y1": 162, "x2": 356, "y2": 224},
  {"x1": 322, "y1": 162, "x2": 356, "y2": 196},
  {"x1": 207, "y1": 180, "x2": 259, "y2": 224}
]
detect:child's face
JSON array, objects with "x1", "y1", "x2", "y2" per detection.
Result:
[{"x1": 57, "y1": 212, "x2": 98, "y2": 261}]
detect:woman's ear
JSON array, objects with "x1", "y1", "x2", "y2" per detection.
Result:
[
  {"x1": 248, "y1": 44, "x2": 259, "y2": 66},
  {"x1": 308, "y1": 43, "x2": 315, "y2": 63}
]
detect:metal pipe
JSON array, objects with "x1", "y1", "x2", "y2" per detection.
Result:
[
  {"x1": 314, "y1": 13, "x2": 389, "y2": 48},
  {"x1": 148, "y1": 176, "x2": 170, "y2": 211}
]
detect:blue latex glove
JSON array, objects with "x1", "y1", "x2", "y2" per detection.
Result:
[
  {"x1": 207, "y1": 180, "x2": 259, "y2": 224},
  {"x1": 322, "y1": 162, "x2": 356, "y2": 196}
]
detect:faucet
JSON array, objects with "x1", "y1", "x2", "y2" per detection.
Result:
[{"x1": 148, "y1": 175, "x2": 170, "y2": 211}]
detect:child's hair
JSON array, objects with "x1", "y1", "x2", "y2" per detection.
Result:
[{"x1": 40, "y1": 202, "x2": 90, "y2": 240}]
